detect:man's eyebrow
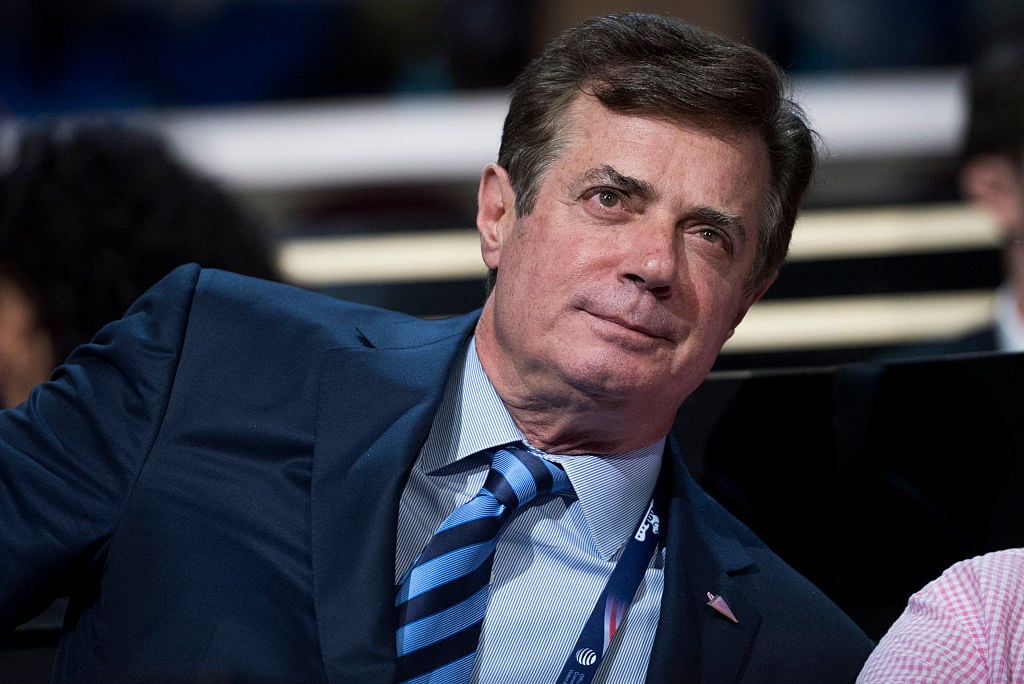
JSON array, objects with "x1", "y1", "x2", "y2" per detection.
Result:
[
  {"x1": 695, "y1": 206, "x2": 747, "y2": 241},
  {"x1": 581, "y1": 165, "x2": 658, "y2": 200}
]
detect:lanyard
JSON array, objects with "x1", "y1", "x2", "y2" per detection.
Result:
[{"x1": 555, "y1": 476, "x2": 667, "y2": 684}]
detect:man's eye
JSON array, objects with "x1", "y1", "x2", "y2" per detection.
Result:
[
  {"x1": 596, "y1": 190, "x2": 620, "y2": 208},
  {"x1": 700, "y1": 228, "x2": 720, "y2": 242}
]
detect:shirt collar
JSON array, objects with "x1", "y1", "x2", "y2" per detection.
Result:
[
  {"x1": 533, "y1": 441, "x2": 664, "y2": 561},
  {"x1": 424, "y1": 337, "x2": 665, "y2": 560}
]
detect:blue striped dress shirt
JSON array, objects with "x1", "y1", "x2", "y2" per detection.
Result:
[{"x1": 396, "y1": 338, "x2": 665, "y2": 683}]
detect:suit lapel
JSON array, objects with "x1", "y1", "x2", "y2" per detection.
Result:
[
  {"x1": 647, "y1": 442, "x2": 762, "y2": 683},
  {"x1": 310, "y1": 311, "x2": 477, "y2": 682}
]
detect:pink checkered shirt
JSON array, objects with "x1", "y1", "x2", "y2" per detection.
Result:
[{"x1": 858, "y1": 548, "x2": 1024, "y2": 683}]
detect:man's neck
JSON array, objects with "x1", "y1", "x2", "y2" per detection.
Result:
[
  {"x1": 479, "y1": 368, "x2": 674, "y2": 456},
  {"x1": 472, "y1": 311, "x2": 678, "y2": 455}
]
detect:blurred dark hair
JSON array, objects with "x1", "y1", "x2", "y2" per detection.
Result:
[
  {"x1": 0, "y1": 121, "x2": 281, "y2": 362},
  {"x1": 496, "y1": 13, "x2": 816, "y2": 292},
  {"x1": 961, "y1": 35, "x2": 1024, "y2": 166}
]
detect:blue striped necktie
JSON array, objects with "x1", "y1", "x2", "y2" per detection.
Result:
[{"x1": 394, "y1": 444, "x2": 573, "y2": 683}]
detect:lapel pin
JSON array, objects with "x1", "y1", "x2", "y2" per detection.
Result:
[{"x1": 706, "y1": 591, "x2": 739, "y2": 623}]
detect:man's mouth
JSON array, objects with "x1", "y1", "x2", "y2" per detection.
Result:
[{"x1": 589, "y1": 311, "x2": 672, "y2": 341}]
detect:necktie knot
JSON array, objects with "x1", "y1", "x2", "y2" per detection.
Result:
[{"x1": 484, "y1": 444, "x2": 572, "y2": 513}]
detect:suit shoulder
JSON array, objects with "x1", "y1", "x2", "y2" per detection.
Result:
[
  {"x1": 195, "y1": 267, "x2": 412, "y2": 323},
  {"x1": 185, "y1": 267, "x2": 479, "y2": 350}
]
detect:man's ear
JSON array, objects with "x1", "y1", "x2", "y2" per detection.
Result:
[
  {"x1": 476, "y1": 164, "x2": 515, "y2": 271},
  {"x1": 959, "y1": 154, "x2": 1024, "y2": 231},
  {"x1": 725, "y1": 270, "x2": 778, "y2": 340}
]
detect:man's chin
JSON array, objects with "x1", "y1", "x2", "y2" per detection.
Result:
[{"x1": 559, "y1": 356, "x2": 664, "y2": 400}]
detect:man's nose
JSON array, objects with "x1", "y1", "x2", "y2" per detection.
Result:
[{"x1": 621, "y1": 223, "x2": 678, "y2": 296}]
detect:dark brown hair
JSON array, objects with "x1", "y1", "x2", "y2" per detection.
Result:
[{"x1": 496, "y1": 13, "x2": 816, "y2": 292}]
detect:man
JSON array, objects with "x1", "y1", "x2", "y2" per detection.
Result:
[
  {"x1": 954, "y1": 35, "x2": 1024, "y2": 354},
  {"x1": 885, "y1": 34, "x2": 1024, "y2": 359},
  {"x1": 0, "y1": 122, "x2": 281, "y2": 408},
  {"x1": 0, "y1": 13, "x2": 872, "y2": 682}
]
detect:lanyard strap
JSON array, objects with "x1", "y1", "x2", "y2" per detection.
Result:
[{"x1": 556, "y1": 477, "x2": 667, "y2": 684}]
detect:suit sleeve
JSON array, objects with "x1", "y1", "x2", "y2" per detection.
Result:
[{"x1": 0, "y1": 263, "x2": 202, "y2": 630}]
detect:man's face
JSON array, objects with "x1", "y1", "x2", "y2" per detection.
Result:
[{"x1": 475, "y1": 95, "x2": 773, "y2": 436}]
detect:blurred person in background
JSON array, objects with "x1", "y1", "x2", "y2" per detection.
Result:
[
  {"x1": 875, "y1": 32, "x2": 1024, "y2": 360},
  {"x1": 0, "y1": 121, "x2": 280, "y2": 408},
  {"x1": 953, "y1": 34, "x2": 1024, "y2": 354}
]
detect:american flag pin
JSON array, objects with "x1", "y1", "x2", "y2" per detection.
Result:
[{"x1": 706, "y1": 591, "x2": 739, "y2": 623}]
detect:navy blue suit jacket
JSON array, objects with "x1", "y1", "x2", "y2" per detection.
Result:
[{"x1": 0, "y1": 265, "x2": 872, "y2": 682}]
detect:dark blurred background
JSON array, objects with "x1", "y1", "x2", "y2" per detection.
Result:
[
  {"x1": 0, "y1": 0, "x2": 1018, "y2": 113},
  {"x1": 1, "y1": 0, "x2": 1021, "y2": 364}
]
